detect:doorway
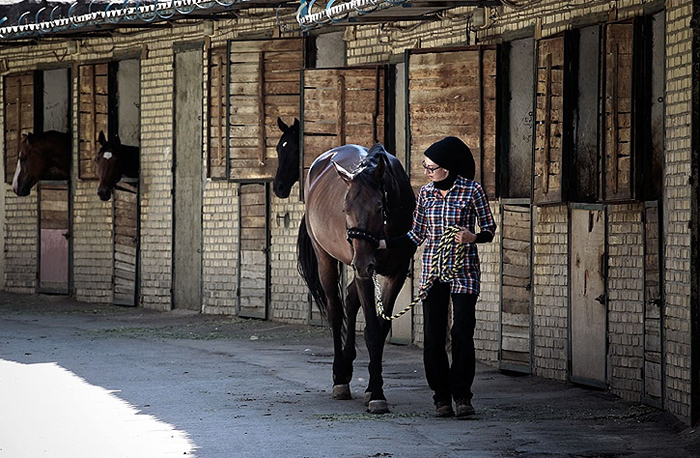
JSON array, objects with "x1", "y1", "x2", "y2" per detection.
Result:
[
  {"x1": 569, "y1": 206, "x2": 607, "y2": 387},
  {"x1": 173, "y1": 46, "x2": 203, "y2": 311}
]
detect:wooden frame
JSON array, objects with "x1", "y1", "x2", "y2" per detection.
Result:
[
  {"x1": 77, "y1": 62, "x2": 110, "y2": 180},
  {"x1": 3, "y1": 72, "x2": 37, "y2": 184}
]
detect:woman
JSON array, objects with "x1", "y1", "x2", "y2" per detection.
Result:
[{"x1": 379, "y1": 136, "x2": 496, "y2": 418}]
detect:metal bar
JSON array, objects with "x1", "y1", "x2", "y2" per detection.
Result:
[
  {"x1": 258, "y1": 52, "x2": 265, "y2": 166},
  {"x1": 610, "y1": 43, "x2": 620, "y2": 196},
  {"x1": 217, "y1": 53, "x2": 224, "y2": 167},
  {"x1": 543, "y1": 52, "x2": 552, "y2": 195},
  {"x1": 373, "y1": 66, "x2": 380, "y2": 143},
  {"x1": 337, "y1": 74, "x2": 346, "y2": 145}
]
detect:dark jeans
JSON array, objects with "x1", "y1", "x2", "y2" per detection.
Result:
[{"x1": 422, "y1": 281, "x2": 477, "y2": 404}]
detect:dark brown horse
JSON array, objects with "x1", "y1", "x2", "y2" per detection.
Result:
[
  {"x1": 273, "y1": 117, "x2": 300, "y2": 199},
  {"x1": 297, "y1": 143, "x2": 416, "y2": 413},
  {"x1": 12, "y1": 131, "x2": 71, "y2": 196},
  {"x1": 96, "y1": 131, "x2": 139, "y2": 201}
]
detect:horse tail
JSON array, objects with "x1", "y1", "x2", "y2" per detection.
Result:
[{"x1": 297, "y1": 215, "x2": 328, "y2": 320}]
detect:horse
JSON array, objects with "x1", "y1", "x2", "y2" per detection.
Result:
[
  {"x1": 273, "y1": 117, "x2": 300, "y2": 199},
  {"x1": 297, "y1": 142, "x2": 416, "y2": 414},
  {"x1": 96, "y1": 130, "x2": 139, "y2": 201},
  {"x1": 12, "y1": 130, "x2": 71, "y2": 196}
]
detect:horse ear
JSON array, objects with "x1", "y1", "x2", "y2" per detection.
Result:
[
  {"x1": 293, "y1": 118, "x2": 300, "y2": 130},
  {"x1": 372, "y1": 155, "x2": 386, "y2": 180},
  {"x1": 277, "y1": 117, "x2": 289, "y2": 133},
  {"x1": 332, "y1": 160, "x2": 354, "y2": 184},
  {"x1": 98, "y1": 131, "x2": 106, "y2": 146},
  {"x1": 114, "y1": 134, "x2": 121, "y2": 145}
]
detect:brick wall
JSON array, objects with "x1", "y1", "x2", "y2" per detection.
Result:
[
  {"x1": 663, "y1": 0, "x2": 694, "y2": 421},
  {"x1": 532, "y1": 204, "x2": 568, "y2": 381},
  {"x1": 270, "y1": 186, "x2": 308, "y2": 324},
  {"x1": 476, "y1": 200, "x2": 501, "y2": 364},
  {"x1": 201, "y1": 181, "x2": 239, "y2": 314},
  {"x1": 607, "y1": 203, "x2": 645, "y2": 401}
]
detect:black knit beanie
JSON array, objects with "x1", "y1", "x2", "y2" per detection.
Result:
[{"x1": 423, "y1": 136, "x2": 475, "y2": 180}]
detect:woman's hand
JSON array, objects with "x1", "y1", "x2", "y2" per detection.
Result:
[{"x1": 455, "y1": 227, "x2": 477, "y2": 244}]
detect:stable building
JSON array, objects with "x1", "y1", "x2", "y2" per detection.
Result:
[{"x1": 0, "y1": 0, "x2": 698, "y2": 425}]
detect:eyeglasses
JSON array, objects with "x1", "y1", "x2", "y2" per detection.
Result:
[{"x1": 421, "y1": 160, "x2": 441, "y2": 173}]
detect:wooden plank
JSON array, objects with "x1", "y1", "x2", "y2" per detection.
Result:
[{"x1": 603, "y1": 22, "x2": 634, "y2": 201}]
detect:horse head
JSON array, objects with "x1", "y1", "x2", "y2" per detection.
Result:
[
  {"x1": 333, "y1": 155, "x2": 387, "y2": 279},
  {"x1": 273, "y1": 117, "x2": 300, "y2": 198},
  {"x1": 96, "y1": 130, "x2": 123, "y2": 201},
  {"x1": 12, "y1": 131, "x2": 70, "y2": 197},
  {"x1": 12, "y1": 133, "x2": 45, "y2": 196}
]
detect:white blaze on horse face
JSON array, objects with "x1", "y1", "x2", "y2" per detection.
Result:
[
  {"x1": 11, "y1": 158, "x2": 21, "y2": 193},
  {"x1": 102, "y1": 152, "x2": 113, "y2": 160}
]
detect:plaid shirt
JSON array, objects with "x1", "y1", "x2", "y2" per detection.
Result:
[{"x1": 407, "y1": 176, "x2": 496, "y2": 295}]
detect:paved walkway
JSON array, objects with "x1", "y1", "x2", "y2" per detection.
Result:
[{"x1": 0, "y1": 292, "x2": 698, "y2": 458}]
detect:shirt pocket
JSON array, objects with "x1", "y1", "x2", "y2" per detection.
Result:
[{"x1": 444, "y1": 199, "x2": 469, "y2": 226}]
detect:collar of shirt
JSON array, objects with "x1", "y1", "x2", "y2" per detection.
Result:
[{"x1": 425, "y1": 175, "x2": 470, "y2": 197}]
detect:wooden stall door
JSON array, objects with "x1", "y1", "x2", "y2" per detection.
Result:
[
  {"x1": 500, "y1": 204, "x2": 532, "y2": 372},
  {"x1": 570, "y1": 207, "x2": 607, "y2": 387},
  {"x1": 533, "y1": 36, "x2": 566, "y2": 204},
  {"x1": 602, "y1": 22, "x2": 635, "y2": 202},
  {"x1": 238, "y1": 183, "x2": 269, "y2": 319},
  {"x1": 78, "y1": 63, "x2": 109, "y2": 179},
  {"x1": 408, "y1": 47, "x2": 497, "y2": 196},
  {"x1": 113, "y1": 182, "x2": 138, "y2": 306},
  {"x1": 38, "y1": 184, "x2": 69, "y2": 294},
  {"x1": 302, "y1": 66, "x2": 386, "y2": 191},
  {"x1": 173, "y1": 48, "x2": 203, "y2": 311},
  {"x1": 4, "y1": 72, "x2": 35, "y2": 184},
  {"x1": 643, "y1": 202, "x2": 663, "y2": 407},
  {"x1": 227, "y1": 39, "x2": 303, "y2": 181}
]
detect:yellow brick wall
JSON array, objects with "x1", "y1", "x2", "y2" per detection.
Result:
[
  {"x1": 532, "y1": 204, "x2": 568, "y2": 381},
  {"x1": 663, "y1": 0, "x2": 693, "y2": 422},
  {"x1": 476, "y1": 200, "x2": 501, "y2": 364},
  {"x1": 607, "y1": 203, "x2": 645, "y2": 401},
  {"x1": 270, "y1": 185, "x2": 309, "y2": 323}
]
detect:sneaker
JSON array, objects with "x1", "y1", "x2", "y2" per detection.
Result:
[
  {"x1": 455, "y1": 399, "x2": 475, "y2": 418},
  {"x1": 434, "y1": 401, "x2": 455, "y2": 418}
]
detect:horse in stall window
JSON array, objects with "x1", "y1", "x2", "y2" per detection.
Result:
[
  {"x1": 274, "y1": 117, "x2": 417, "y2": 414},
  {"x1": 95, "y1": 130, "x2": 139, "y2": 201},
  {"x1": 12, "y1": 131, "x2": 71, "y2": 196},
  {"x1": 273, "y1": 117, "x2": 300, "y2": 199}
]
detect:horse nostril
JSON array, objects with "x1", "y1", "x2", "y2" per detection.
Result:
[{"x1": 367, "y1": 264, "x2": 375, "y2": 275}]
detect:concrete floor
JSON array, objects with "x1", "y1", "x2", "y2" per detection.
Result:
[{"x1": 0, "y1": 291, "x2": 698, "y2": 458}]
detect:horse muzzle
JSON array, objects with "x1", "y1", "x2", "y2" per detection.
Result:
[
  {"x1": 97, "y1": 186, "x2": 113, "y2": 201},
  {"x1": 347, "y1": 227, "x2": 380, "y2": 278}
]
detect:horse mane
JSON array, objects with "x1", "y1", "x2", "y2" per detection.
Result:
[{"x1": 361, "y1": 144, "x2": 416, "y2": 237}]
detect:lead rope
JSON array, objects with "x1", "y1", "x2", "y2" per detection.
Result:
[{"x1": 374, "y1": 225, "x2": 466, "y2": 321}]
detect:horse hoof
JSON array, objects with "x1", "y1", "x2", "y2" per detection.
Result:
[
  {"x1": 367, "y1": 400, "x2": 390, "y2": 414},
  {"x1": 332, "y1": 384, "x2": 352, "y2": 400},
  {"x1": 363, "y1": 391, "x2": 371, "y2": 406}
]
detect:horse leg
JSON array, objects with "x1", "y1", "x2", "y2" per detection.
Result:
[
  {"x1": 357, "y1": 271, "x2": 410, "y2": 414},
  {"x1": 339, "y1": 279, "x2": 361, "y2": 395},
  {"x1": 315, "y1": 250, "x2": 352, "y2": 400}
]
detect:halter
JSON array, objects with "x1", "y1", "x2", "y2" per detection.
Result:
[
  {"x1": 344, "y1": 160, "x2": 389, "y2": 250},
  {"x1": 346, "y1": 227, "x2": 381, "y2": 248}
]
